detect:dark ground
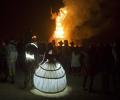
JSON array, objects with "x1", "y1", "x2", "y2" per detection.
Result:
[{"x1": 0, "y1": 66, "x2": 120, "y2": 100}]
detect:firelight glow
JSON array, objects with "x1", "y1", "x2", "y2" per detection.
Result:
[{"x1": 54, "y1": 8, "x2": 67, "y2": 39}]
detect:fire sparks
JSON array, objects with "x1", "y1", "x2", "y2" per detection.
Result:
[{"x1": 51, "y1": 8, "x2": 67, "y2": 41}]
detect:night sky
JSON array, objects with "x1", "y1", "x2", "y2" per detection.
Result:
[
  {"x1": 0, "y1": 0, "x2": 64, "y2": 41},
  {"x1": 0, "y1": 0, "x2": 120, "y2": 42}
]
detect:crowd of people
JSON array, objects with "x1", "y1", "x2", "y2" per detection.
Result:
[{"x1": 0, "y1": 39, "x2": 120, "y2": 93}]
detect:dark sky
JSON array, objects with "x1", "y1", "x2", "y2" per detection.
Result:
[{"x1": 0, "y1": 0, "x2": 64, "y2": 41}]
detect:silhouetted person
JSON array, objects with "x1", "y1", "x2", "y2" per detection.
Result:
[
  {"x1": 82, "y1": 44, "x2": 97, "y2": 92},
  {"x1": 70, "y1": 41, "x2": 75, "y2": 52},
  {"x1": 111, "y1": 42, "x2": 120, "y2": 91},
  {"x1": 23, "y1": 42, "x2": 39, "y2": 89},
  {"x1": 56, "y1": 41, "x2": 63, "y2": 63},
  {"x1": 0, "y1": 41, "x2": 8, "y2": 82},
  {"x1": 101, "y1": 43, "x2": 114, "y2": 92},
  {"x1": 51, "y1": 40, "x2": 56, "y2": 47},
  {"x1": 6, "y1": 40, "x2": 18, "y2": 84},
  {"x1": 62, "y1": 40, "x2": 71, "y2": 73}
]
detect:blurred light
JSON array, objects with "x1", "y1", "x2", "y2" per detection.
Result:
[
  {"x1": 30, "y1": 43, "x2": 38, "y2": 48},
  {"x1": 30, "y1": 86, "x2": 72, "y2": 98},
  {"x1": 32, "y1": 35, "x2": 37, "y2": 39},
  {"x1": 25, "y1": 52, "x2": 35, "y2": 61}
]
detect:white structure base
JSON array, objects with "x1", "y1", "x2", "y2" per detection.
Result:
[{"x1": 33, "y1": 61, "x2": 67, "y2": 93}]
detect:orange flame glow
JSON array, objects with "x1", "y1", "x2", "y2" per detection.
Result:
[
  {"x1": 50, "y1": 8, "x2": 67, "y2": 42},
  {"x1": 54, "y1": 8, "x2": 67, "y2": 39}
]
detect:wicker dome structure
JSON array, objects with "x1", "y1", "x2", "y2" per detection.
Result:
[{"x1": 33, "y1": 60, "x2": 67, "y2": 93}]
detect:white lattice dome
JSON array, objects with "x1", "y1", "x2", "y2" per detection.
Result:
[{"x1": 33, "y1": 60, "x2": 67, "y2": 93}]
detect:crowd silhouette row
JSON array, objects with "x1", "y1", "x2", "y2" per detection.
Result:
[{"x1": 0, "y1": 39, "x2": 120, "y2": 93}]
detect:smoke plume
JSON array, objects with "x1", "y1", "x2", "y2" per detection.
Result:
[{"x1": 62, "y1": 0, "x2": 119, "y2": 44}]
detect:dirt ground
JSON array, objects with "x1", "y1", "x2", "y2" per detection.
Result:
[{"x1": 0, "y1": 67, "x2": 119, "y2": 100}]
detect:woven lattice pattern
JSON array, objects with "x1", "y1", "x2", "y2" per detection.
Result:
[{"x1": 33, "y1": 61, "x2": 67, "y2": 93}]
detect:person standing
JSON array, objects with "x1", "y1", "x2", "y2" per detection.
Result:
[
  {"x1": 6, "y1": 40, "x2": 18, "y2": 84},
  {"x1": 23, "y1": 42, "x2": 39, "y2": 89},
  {"x1": 82, "y1": 44, "x2": 97, "y2": 92},
  {"x1": 62, "y1": 40, "x2": 71, "y2": 73},
  {"x1": 71, "y1": 47, "x2": 81, "y2": 74},
  {"x1": 0, "y1": 41, "x2": 8, "y2": 82}
]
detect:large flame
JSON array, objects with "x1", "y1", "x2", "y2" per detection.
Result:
[
  {"x1": 50, "y1": 8, "x2": 67, "y2": 42},
  {"x1": 54, "y1": 8, "x2": 67, "y2": 39}
]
